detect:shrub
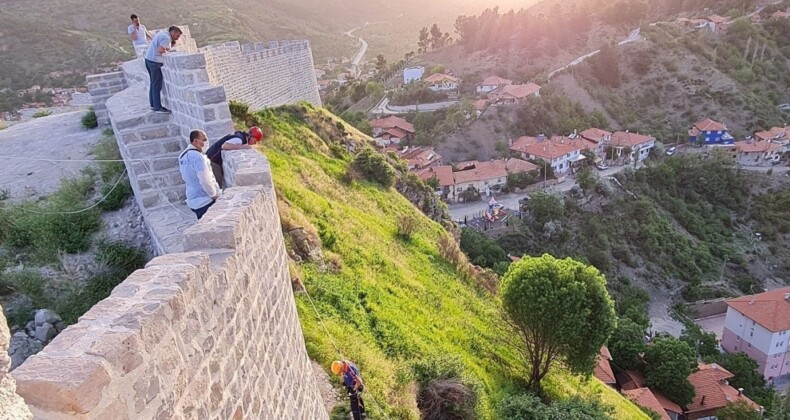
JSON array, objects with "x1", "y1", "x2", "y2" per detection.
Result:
[
  {"x1": 411, "y1": 354, "x2": 478, "y2": 420},
  {"x1": 92, "y1": 136, "x2": 131, "y2": 211},
  {"x1": 81, "y1": 107, "x2": 98, "y2": 129},
  {"x1": 396, "y1": 214, "x2": 418, "y2": 240},
  {"x1": 351, "y1": 148, "x2": 396, "y2": 188},
  {"x1": 32, "y1": 110, "x2": 52, "y2": 118}
]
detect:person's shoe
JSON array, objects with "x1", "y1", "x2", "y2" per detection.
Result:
[{"x1": 154, "y1": 107, "x2": 172, "y2": 114}]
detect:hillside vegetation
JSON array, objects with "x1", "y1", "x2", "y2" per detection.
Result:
[{"x1": 247, "y1": 104, "x2": 648, "y2": 419}]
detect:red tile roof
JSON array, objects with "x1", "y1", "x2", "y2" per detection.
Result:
[
  {"x1": 687, "y1": 363, "x2": 760, "y2": 415},
  {"x1": 501, "y1": 158, "x2": 540, "y2": 174},
  {"x1": 378, "y1": 127, "x2": 410, "y2": 139},
  {"x1": 491, "y1": 83, "x2": 541, "y2": 100},
  {"x1": 623, "y1": 388, "x2": 672, "y2": 420},
  {"x1": 771, "y1": 10, "x2": 790, "y2": 19},
  {"x1": 423, "y1": 73, "x2": 460, "y2": 84},
  {"x1": 610, "y1": 131, "x2": 656, "y2": 148},
  {"x1": 417, "y1": 165, "x2": 454, "y2": 187},
  {"x1": 472, "y1": 99, "x2": 489, "y2": 111},
  {"x1": 510, "y1": 136, "x2": 542, "y2": 154},
  {"x1": 514, "y1": 136, "x2": 582, "y2": 160},
  {"x1": 453, "y1": 161, "x2": 508, "y2": 184},
  {"x1": 708, "y1": 15, "x2": 728, "y2": 24},
  {"x1": 479, "y1": 76, "x2": 513, "y2": 86},
  {"x1": 693, "y1": 118, "x2": 727, "y2": 132},
  {"x1": 754, "y1": 126, "x2": 789, "y2": 142},
  {"x1": 653, "y1": 391, "x2": 683, "y2": 415},
  {"x1": 370, "y1": 116, "x2": 415, "y2": 134},
  {"x1": 618, "y1": 370, "x2": 646, "y2": 391},
  {"x1": 725, "y1": 287, "x2": 790, "y2": 332},
  {"x1": 594, "y1": 346, "x2": 616, "y2": 385},
  {"x1": 735, "y1": 140, "x2": 781, "y2": 154},
  {"x1": 579, "y1": 128, "x2": 612, "y2": 143},
  {"x1": 400, "y1": 147, "x2": 442, "y2": 170}
]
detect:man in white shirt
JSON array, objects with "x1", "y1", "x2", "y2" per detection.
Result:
[
  {"x1": 144, "y1": 26, "x2": 182, "y2": 113},
  {"x1": 128, "y1": 14, "x2": 152, "y2": 48},
  {"x1": 179, "y1": 130, "x2": 220, "y2": 220}
]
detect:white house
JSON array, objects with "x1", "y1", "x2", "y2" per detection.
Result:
[
  {"x1": 403, "y1": 67, "x2": 425, "y2": 84},
  {"x1": 423, "y1": 73, "x2": 460, "y2": 92},
  {"x1": 509, "y1": 135, "x2": 584, "y2": 174},
  {"x1": 609, "y1": 131, "x2": 656, "y2": 162},
  {"x1": 721, "y1": 287, "x2": 790, "y2": 384},
  {"x1": 476, "y1": 76, "x2": 513, "y2": 94}
]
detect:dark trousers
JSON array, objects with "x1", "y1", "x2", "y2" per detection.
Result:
[
  {"x1": 191, "y1": 200, "x2": 216, "y2": 220},
  {"x1": 145, "y1": 59, "x2": 164, "y2": 110},
  {"x1": 347, "y1": 389, "x2": 366, "y2": 420}
]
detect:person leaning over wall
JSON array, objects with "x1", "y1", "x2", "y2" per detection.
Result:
[
  {"x1": 144, "y1": 26, "x2": 182, "y2": 113},
  {"x1": 205, "y1": 126, "x2": 264, "y2": 188},
  {"x1": 179, "y1": 130, "x2": 220, "y2": 220}
]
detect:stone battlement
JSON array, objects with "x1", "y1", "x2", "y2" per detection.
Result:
[{"x1": 5, "y1": 26, "x2": 328, "y2": 419}]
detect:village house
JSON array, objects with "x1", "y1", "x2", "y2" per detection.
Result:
[
  {"x1": 476, "y1": 75, "x2": 513, "y2": 94},
  {"x1": 423, "y1": 73, "x2": 461, "y2": 92},
  {"x1": 487, "y1": 83, "x2": 541, "y2": 105},
  {"x1": 509, "y1": 135, "x2": 584, "y2": 174},
  {"x1": 721, "y1": 287, "x2": 790, "y2": 384},
  {"x1": 369, "y1": 116, "x2": 416, "y2": 146},
  {"x1": 754, "y1": 125, "x2": 790, "y2": 153},
  {"x1": 579, "y1": 127, "x2": 613, "y2": 158},
  {"x1": 685, "y1": 363, "x2": 761, "y2": 420},
  {"x1": 771, "y1": 10, "x2": 790, "y2": 19},
  {"x1": 689, "y1": 118, "x2": 734, "y2": 145},
  {"x1": 609, "y1": 131, "x2": 656, "y2": 162},
  {"x1": 623, "y1": 388, "x2": 683, "y2": 420},
  {"x1": 399, "y1": 146, "x2": 443, "y2": 171},
  {"x1": 403, "y1": 66, "x2": 425, "y2": 84},
  {"x1": 678, "y1": 16, "x2": 728, "y2": 33},
  {"x1": 418, "y1": 158, "x2": 538, "y2": 202},
  {"x1": 707, "y1": 15, "x2": 729, "y2": 33},
  {"x1": 593, "y1": 346, "x2": 616, "y2": 388},
  {"x1": 734, "y1": 139, "x2": 782, "y2": 166},
  {"x1": 472, "y1": 99, "x2": 489, "y2": 118}
]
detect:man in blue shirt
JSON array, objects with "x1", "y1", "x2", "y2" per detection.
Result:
[
  {"x1": 178, "y1": 130, "x2": 220, "y2": 219},
  {"x1": 331, "y1": 360, "x2": 366, "y2": 419},
  {"x1": 144, "y1": 26, "x2": 182, "y2": 113}
]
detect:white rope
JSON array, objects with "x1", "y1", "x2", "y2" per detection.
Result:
[{"x1": 1, "y1": 169, "x2": 129, "y2": 215}]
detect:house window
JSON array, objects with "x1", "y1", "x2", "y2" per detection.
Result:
[
  {"x1": 750, "y1": 331, "x2": 754, "y2": 337},
  {"x1": 748, "y1": 343, "x2": 751, "y2": 348}
]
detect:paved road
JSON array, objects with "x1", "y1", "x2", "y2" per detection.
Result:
[
  {"x1": 547, "y1": 28, "x2": 642, "y2": 80},
  {"x1": 371, "y1": 97, "x2": 459, "y2": 114},
  {"x1": 447, "y1": 165, "x2": 630, "y2": 220},
  {"x1": 739, "y1": 164, "x2": 790, "y2": 174},
  {"x1": 345, "y1": 27, "x2": 368, "y2": 79}
]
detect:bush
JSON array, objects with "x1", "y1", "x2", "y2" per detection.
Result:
[
  {"x1": 81, "y1": 107, "x2": 98, "y2": 129},
  {"x1": 411, "y1": 354, "x2": 478, "y2": 420},
  {"x1": 92, "y1": 136, "x2": 131, "y2": 211},
  {"x1": 32, "y1": 110, "x2": 52, "y2": 118},
  {"x1": 396, "y1": 214, "x2": 418, "y2": 240},
  {"x1": 351, "y1": 148, "x2": 396, "y2": 188},
  {"x1": 497, "y1": 394, "x2": 613, "y2": 420}
]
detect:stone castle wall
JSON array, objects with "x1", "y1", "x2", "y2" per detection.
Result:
[
  {"x1": 11, "y1": 150, "x2": 327, "y2": 419},
  {"x1": 0, "y1": 311, "x2": 32, "y2": 420},
  {"x1": 7, "y1": 26, "x2": 328, "y2": 419}
]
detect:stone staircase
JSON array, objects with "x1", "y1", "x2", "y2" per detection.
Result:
[{"x1": 106, "y1": 84, "x2": 195, "y2": 254}]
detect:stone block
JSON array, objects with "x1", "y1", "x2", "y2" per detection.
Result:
[
  {"x1": 13, "y1": 355, "x2": 111, "y2": 414},
  {"x1": 116, "y1": 115, "x2": 146, "y2": 130},
  {"x1": 140, "y1": 126, "x2": 171, "y2": 141},
  {"x1": 175, "y1": 54, "x2": 207, "y2": 71},
  {"x1": 196, "y1": 86, "x2": 226, "y2": 106},
  {"x1": 86, "y1": 330, "x2": 143, "y2": 376}
]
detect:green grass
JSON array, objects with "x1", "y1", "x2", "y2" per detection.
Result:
[{"x1": 255, "y1": 104, "x2": 648, "y2": 419}]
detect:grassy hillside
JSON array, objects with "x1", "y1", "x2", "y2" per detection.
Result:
[{"x1": 249, "y1": 104, "x2": 648, "y2": 419}]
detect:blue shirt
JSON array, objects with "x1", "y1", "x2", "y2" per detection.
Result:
[
  {"x1": 342, "y1": 362, "x2": 361, "y2": 389},
  {"x1": 145, "y1": 31, "x2": 171, "y2": 63},
  {"x1": 178, "y1": 146, "x2": 219, "y2": 209}
]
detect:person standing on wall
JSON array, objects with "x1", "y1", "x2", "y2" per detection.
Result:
[
  {"x1": 128, "y1": 14, "x2": 152, "y2": 49},
  {"x1": 179, "y1": 130, "x2": 220, "y2": 220},
  {"x1": 331, "y1": 360, "x2": 367, "y2": 420},
  {"x1": 144, "y1": 26, "x2": 182, "y2": 114},
  {"x1": 205, "y1": 126, "x2": 264, "y2": 188}
]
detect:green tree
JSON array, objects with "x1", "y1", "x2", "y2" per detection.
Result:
[
  {"x1": 351, "y1": 147, "x2": 395, "y2": 188},
  {"x1": 771, "y1": 391, "x2": 790, "y2": 420},
  {"x1": 576, "y1": 166, "x2": 597, "y2": 194},
  {"x1": 717, "y1": 400, "x2": 763, "y2": 420},
  {"x1": 418, "y1": 27, "x2": 430, "y2": 52},
  {"x1": 374, "y1": 54, "x2": 387, "y2": 74},
  {"x1": 364, "y1": 81, "x2": 385, "y2": 99},
  {"x1": 528, "y1": 192, "x2": 565, "y2": 228},
  {"x1": 608, "y1": 317, "x2": 646, "y2": 371},
  {"x1": 680, "y1": 324, "x2": 719, "y2": 358},
  {"x1": 643, "y1": 337, "x2": 696, "y2": 406},
  {"x1": 459, "y1": 228, "x2": 507, "y2": 269},
  {"x1": 500, "y1": 254, "x2": 616, "y2": 390}
]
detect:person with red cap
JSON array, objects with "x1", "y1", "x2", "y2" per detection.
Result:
[
  {"x1": 205, "y1": 126, "x2": 264, "y2": 187},
  {"x1": 331, "y1": 360, "x2": 366, "y2": 419}
]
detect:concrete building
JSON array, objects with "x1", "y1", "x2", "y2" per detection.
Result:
[
  {"x1": 399, "y1": 146, "x2": 443, "y2": 171},
  {"x1": 609, "y1": 131, "x2": 656, "y2": 162},
  {"x1": 509, "y1": 135, "x2": 583, "y2": 174},
  {"x1": 721, "y1": 287, "x2": 790, "y2": 384},
  {"x1": 734, "y1": 140, "x2": 782, "y2": 166},
  {"x1": 423, "y1": 73, "x2": 460, "y2": 92},
  {"x1": 488, "y1": 83, "x2": 541, "y2": 104},
  {"x1": 689, "y1": 118, "x2": 734, "y2": 145},
  {"x1": 370, "y1": 115, "x2": 415, "y2": 146},
  {"x1": 403, "y1": 66, "x2": 425, "y2": 84},
  {"x1": 418, "y1": 158, "x2": 538, "y2": 202},
  {"x1": 686, "y1": 363, "x2": 760, "y2": 419}
]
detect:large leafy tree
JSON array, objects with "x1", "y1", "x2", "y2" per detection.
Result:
[
  {"x1": 643, "y1": 337, "x2": 696, "y2": 406},
  {"x1": 717, "y1": 400, "x2": 762, "y2": 420},
  {"x1": 500, "y1": 254, "x2": 616, "y2": 390},
  {"x1": 608, "y1": 317, "x2": 646, "y2": 371}
]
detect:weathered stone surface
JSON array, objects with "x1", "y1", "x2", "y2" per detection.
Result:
[
  {"x1": 33, "y1": 323, "x2": 56, "y2": 342},
  {"x1": 0, "y1": 307, "x2": 33, "y2": 419},
  {"x1": 8, "y1": 332, "x2": 44, "y2": 370},
  {"x1": 34, "y1": 309, "x2": 61, "y2": 326},
  {"x1": 13, "y1": 355, "x2": 110, "y2": 414}
]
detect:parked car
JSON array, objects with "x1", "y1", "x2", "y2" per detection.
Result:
[
  {"x1": 666, "y1": 146, "x2": 677, "y2": 156},
  {"x1": 596, "y1": 163, "x2": 609, "y2": 170}
]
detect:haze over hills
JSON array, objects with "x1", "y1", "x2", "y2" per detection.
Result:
[{"x1": 0, "y1": 0, "x2": 540, "y2": 90}]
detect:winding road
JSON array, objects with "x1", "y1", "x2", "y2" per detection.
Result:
[
  {"x1": 547, "y1": 28, "x2": 643, "y2": 80},
  {"x1": 345, "y1": 27, "x2": 369, "y2": 79}
]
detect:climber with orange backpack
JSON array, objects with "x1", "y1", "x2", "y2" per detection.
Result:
[
  {"x1": 205, "y1": 126, "x2": 265, "y2": 187},
  {"x1": 331, "y1": 360, "x2": 367, "y2": 419}
]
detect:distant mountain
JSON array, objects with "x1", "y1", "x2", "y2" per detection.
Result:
[{"x1": 0, "y1": 0, "x2": 540, "y2": 90}]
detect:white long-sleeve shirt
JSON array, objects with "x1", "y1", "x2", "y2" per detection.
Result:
[{"x1": 178, "y1": 145, "x2": 219, "y2": 209}]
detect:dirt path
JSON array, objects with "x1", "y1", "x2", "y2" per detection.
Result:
[
  {"x1": 550, "y1": 74, "x2": 619, "y2": 128},
  {"x1": 0, "y1": 111, "x2": 104, "y2": 202}
]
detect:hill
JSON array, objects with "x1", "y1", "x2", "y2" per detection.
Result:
[{"x1": 243, "y1": 103, "x2": 649, "y2": 419}]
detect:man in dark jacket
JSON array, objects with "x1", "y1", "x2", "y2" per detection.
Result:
[{"x1": 205, "y1": 126, "x2": 264, "y2": 187}]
